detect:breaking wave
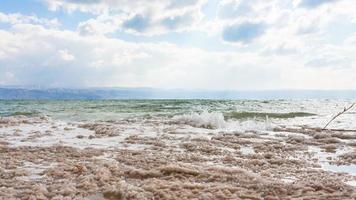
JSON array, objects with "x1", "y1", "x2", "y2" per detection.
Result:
[
  {"x1": 172, "y1": 111, "x2": 226, "y2": 129},
  {"x1": 172, "y1": 109, "x2": 317, "y2": 132},
  {"x1": 172, "y1": 111, "x2": 275, "y2": 131}
]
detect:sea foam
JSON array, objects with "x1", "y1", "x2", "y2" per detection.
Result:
[
  {"x1": 173, "y1": 111, "x2": 275, "y2": 132},
  {"x1": 172, "y1": 111, "x2": 226, "y2": 129}
]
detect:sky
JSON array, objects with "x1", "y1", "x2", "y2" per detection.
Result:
[{"x1": 0, "y1": 0, "x2": 356, "y2": 90}]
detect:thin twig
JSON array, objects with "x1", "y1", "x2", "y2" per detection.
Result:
[{"x1": 323, "y1": 102, "x2": 356, "y2": 129}]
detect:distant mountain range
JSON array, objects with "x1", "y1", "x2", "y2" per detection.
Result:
[{"x1": 1, "y1": 87, "x2": 356, "y2": 99}]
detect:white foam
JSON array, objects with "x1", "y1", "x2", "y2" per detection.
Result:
[
  {"x1": 172, "y1": 111, "x2": 276, "y2": 134},
  {"x1": 173, "y1": 111, "x2": 227, "y2": 129}
]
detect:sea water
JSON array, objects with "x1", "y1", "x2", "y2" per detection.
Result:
[{"x1": 0, "y1": 99, "x2": 355, "y2": 130}]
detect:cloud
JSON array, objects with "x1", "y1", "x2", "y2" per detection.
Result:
[
  {"x1": 295, "y1": 17, "x2": 321, "y2": 35},
  {"x1": 58, "y1": 49, "x2": 75, "y2": 61},
  {"x1": 298, "y1": 0, "x2": 338, "y2": 8},
  {"x1": 42, "y1": 0, "x2": 205, "y2": 35},
  {"x1": 1, "y1": 1, "x2": 356, "y2": 90},
  {"x1": 76, "y1": 14, "x2": 123, "y2": 35},
  {"x1": 306, "y1": 56, "x2": 351, "y2": 69},
  {"x1": 43, "y1": 0, "x2": 205, "y2": 13},
  {"x1": 345, "y1": 33, "x2": 356, "y2": 45},
  {"x1": 216, "y1": 0, "x2": 352, "y2": 43},
  {"x1": 161, "y1": 12, "x2": 196, "y2": 30},
  {"x1": 222, "y1": 22, "x2": 265, "y2": 43},
  {"x1": 1, "y1": 21, "x2": 356, "y2": 90},
  {"x1": 123, "y1": 15, "x2": 151, "y2": 33},
  {"x1": 217, "y1": 0, "x2": 279, "y2": 23},
  {"x1": 218, "y1": 0, "x2": 252, "y2": 19},
  {"x1": 76, "y1": 9, "x2": 202, "y2": 35},
  {"x1": 167, "y1": 0, "x2": 201, "y2": 8},
  {"x1": 303, "y1": 44, "x2": 354, "y2": 69},
  {"x1": 0, "y1": 22, "x2": 291, "y2": 89},
  {"x1": 0, "y1": 12, "x2": 59, "y2": 27},
  {"x1": 0, "y1": 71, "x2": 16, "y2": 85}
]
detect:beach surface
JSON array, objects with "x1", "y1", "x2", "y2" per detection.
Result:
[{"x1": 0, "y1": 100, "x2": 355, "y2": 199}]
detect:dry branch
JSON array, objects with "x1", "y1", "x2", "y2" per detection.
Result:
[{"x1": 323, "y1": 102, "x2": 356, "y2": 130}]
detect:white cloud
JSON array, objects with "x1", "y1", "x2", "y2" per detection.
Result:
[
  {"x1": 297, "y1": 0, "x2": 339, "y2": 8},
  {"x1": 76, "y1": 13, "x2": 129, "y2": 35},
  {"x1": 77, "y1": 10, "x2": 203, "y2": 36},
  {"x1": 0, "y1": 12, "x2": 59, "y2": 27},
  {"x1": 42, "y1": 0, "x2": 206, "y2": 35},
  {"x1": 1, "y1": 1, "x2": 356, "y2": 89},
  {"x1": 222, "y1": 22, "x2": 266, "y2": 43},
  {"x1": 345, "y1": 33, "x2": 356, "y2": 45},
  {"x1": 58, "y1": 49, "x2": 75, "y2": 61},
  {"x1": 216, "y1": 0, "x2": 356, "y2": 48},
  {"x1": 43, "y1": 0, "x2": 204, "y2": 13},
  {"x1": 0, "y1": 21, "x2": 356, "y2": 90}
]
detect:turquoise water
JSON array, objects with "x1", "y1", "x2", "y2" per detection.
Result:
[{"x1": 1, "y1": 100, "x2": 355, "y2": 126}]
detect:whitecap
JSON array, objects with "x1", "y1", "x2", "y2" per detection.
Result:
[{"x1": 172, "y1": 111, "x2": 226, "y2": 129}]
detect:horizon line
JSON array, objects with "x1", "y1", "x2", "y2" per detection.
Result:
[{"x1": 1, "y1": 86, "x2": 356, "y2": 92}]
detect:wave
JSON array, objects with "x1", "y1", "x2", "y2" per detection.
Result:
[
  {"x1": 172, "y1": 110, "x2": 314, "y2": 130},
  {"x1": 172, "y1": 111, "x2": 275, "y2": 131},
  {"x1": 172, "y1": 111, "x2": 226, "y2": 129},
  {"x1": 226, "y1": 112, "x2": 316, "y2": 120}
]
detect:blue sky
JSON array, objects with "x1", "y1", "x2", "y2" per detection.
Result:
[{"x1": 0, "y1": 0, "x2": 356, "y2": 90}]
